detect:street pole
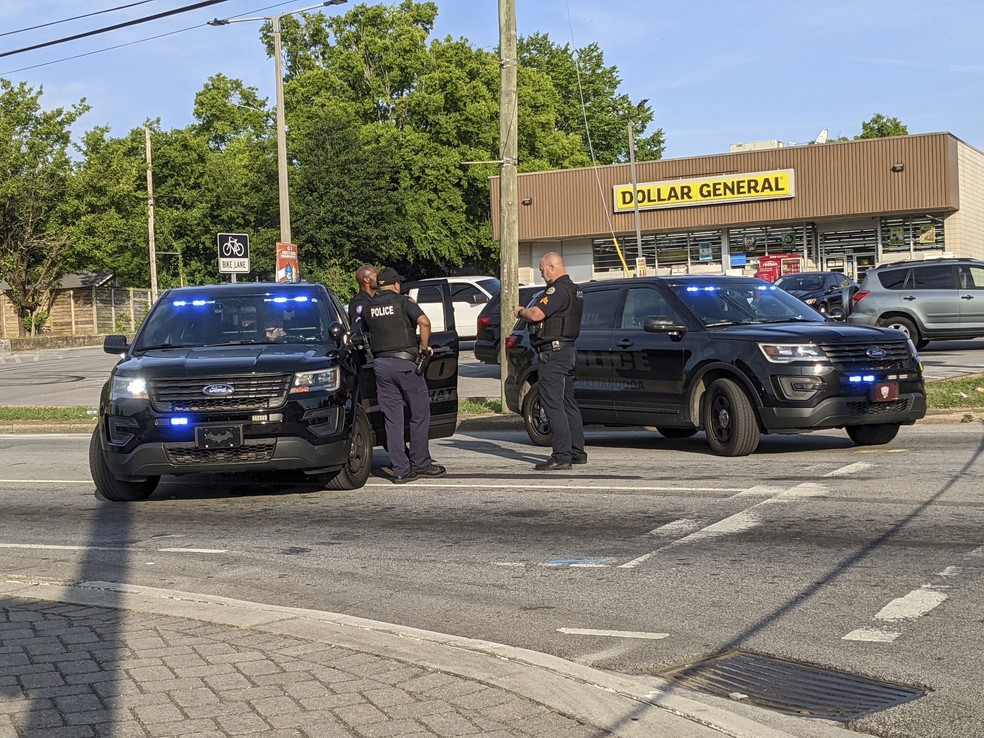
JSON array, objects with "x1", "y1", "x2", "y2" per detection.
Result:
[
  {"x1": 145, "y1": 126, "x2": 159, "y2": 301},
  {"x1": 272, "y1": 14, "x2": 291, "y2": 245},
  {"x1": 498, "y1": 0, "x2": 518, "y2": 412},
  {"x1": 627, "y1": 122, "x2": 643, "y2": 276}
]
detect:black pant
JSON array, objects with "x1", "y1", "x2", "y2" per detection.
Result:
[
  {"x1": 373, "y1": 356, "x2": 433, "y2": 476},
  {"x1": 537, "y1": 345, "x2": 585, "y2": 463}
]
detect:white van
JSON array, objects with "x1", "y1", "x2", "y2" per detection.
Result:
[{"x1": 404, "y1": 276, "x2": 500, "y2": 340}]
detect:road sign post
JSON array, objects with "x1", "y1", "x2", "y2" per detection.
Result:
[{"x1": 217, "y1": 233, "x2": 250, "y2": 281}]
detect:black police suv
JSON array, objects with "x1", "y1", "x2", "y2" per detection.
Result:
[
  {"x1": 90, "y1": 282, "x2": 459, "y2": 501},
  {"x1": 505, "y1": 275, "x2": 926, "y2": 457},
  {"x1": 473, "y1": 285, "x2": 543, "y2": 364}
]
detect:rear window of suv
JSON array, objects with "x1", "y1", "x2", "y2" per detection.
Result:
[{"x1": 876, "y1": 268, "x2": 909, "y2": 290}]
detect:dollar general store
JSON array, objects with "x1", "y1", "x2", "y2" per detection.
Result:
[{"x1": 491, "y1": 132, "x2": 984, "y2": 284}]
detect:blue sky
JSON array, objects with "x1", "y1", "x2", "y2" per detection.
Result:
[{"x1": 2, "y1": 1, "x2": 983, "y2": 159}]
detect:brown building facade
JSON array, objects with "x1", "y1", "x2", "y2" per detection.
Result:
[{"x1": 491, "y1": 132, "x2": 984, "y2": 284}]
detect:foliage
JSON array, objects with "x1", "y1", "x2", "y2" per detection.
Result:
[
  {"x1": 0, "y1": 80, "x2": 88, "y2": 336},
  {"x1": 856, "y1": 114, "x2": 908, "y2": 140}
]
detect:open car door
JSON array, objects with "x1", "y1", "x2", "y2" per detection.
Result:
[{"x1": 357, "y1": 279, "x2": 459, "y2": 445}]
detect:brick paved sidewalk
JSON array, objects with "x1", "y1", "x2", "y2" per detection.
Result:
[{"x1": 0, "y1": 581, "x2": 845, "y2": 738}]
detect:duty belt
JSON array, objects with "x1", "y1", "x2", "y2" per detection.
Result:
[{"x1": 375, "y1": 349, "x2": 418, "y2": 362}]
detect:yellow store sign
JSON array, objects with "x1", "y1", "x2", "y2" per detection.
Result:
[{"x1": 614, "y1": 169, "x2": 795, "y2": 212}]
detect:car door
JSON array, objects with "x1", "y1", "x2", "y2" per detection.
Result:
[
  {"x1": 571, "y1": 286, "x2": 619, "y2": 420},
  {"x1": 448, "y1": 281, "x2": 491, "y2": 340},
  {"x1": 957, "y1": 264, "x2": 984, "y2": 332},
  {"x1": 611, "y1": 284, "x2": 689, "y2": 424},
  {"x1": 359, "y1": 280, "x2": 459, "y2": 443},
  {"x1": 907, "y1": 264, "x2": 960, "y2": 331}
]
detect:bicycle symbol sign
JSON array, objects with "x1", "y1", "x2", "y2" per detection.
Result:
[{"x1": 217, "y1": 233, "x2": 250, "y2": 273}]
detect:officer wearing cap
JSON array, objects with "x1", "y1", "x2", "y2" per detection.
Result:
[
  {"x1": 512, "y1": 252, "x2": 586, "y2": 470},
  {"x1": 362, "y1": 267, "x2": 447, "y2": 484}
]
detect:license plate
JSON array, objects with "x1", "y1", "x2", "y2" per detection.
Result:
[
  {"x1": 870, "y1": 382, "x2": 899, "y2": 402},
  {"x1": 196, "y1": 424, "x2": 243, "y2": 449}
]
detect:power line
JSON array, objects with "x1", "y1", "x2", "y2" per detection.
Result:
[
  {"x1": 0, "y1": 0, "x2": 232, "y2": 59},
  {"x1": 0, "y1": 1, "x2": 316, "y2": 75},
  {"x1": 0, "y1": 1, "x2": 158, "y2": 39}
]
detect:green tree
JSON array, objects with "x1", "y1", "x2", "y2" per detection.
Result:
[
  {"x1": 856, "y1": 114, "x2": 909, "y2": 139},
  {"x1": 0, "y1": 79, "x2": 89, "y2": 335}
]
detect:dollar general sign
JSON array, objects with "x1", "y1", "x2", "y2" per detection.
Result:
[{"x1": 614, "y1": 169, "x2": 794, "y2": 212}]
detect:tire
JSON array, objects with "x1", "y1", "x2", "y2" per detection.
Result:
[
  {"x1": 326, "y1": 406, "x2": 373, "y2": 490},
  {"x1": 877, "y1": 315, "x2": 921, "y2": 346},
  {"x1": 521, "y1": 382, "x2": 552, "y2": 447},
  {"x1": 846, "y1": 423, "x2": 900, "y2": 446},
  {"x1": 88, "y1": 428, "x2": 159, "y2": 502},
  {"x1": 656, "y1": 427, "x2": 698, "y2": 439},
  {"x1": 701, "y1": 378, "x2": 760, "y2": 457}
]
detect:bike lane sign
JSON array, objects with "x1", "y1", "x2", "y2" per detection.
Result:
[{"x1": 217, "y1": 233, "x2": 250, "y2": 273}]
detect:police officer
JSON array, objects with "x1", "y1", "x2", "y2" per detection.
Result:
[
  {"x1": 513, "y1": 252, "x2": 586, "y2": 470},
  {"x1": 347, "y1": 264, "x2": 378, "y2": 333},
  {"x1": 362, "y1": 267, "x2": 446, "y2": 484}
]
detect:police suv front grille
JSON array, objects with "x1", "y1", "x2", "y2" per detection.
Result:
[
  {"x1": 846, "y1": 398, "x2": 911, "y2": 416},
  {"x1": 165, "y1": 443, "x2": 276, "y2": 465},
  {"x1": 151, "y1": 374, "x2": 292, "y2": 412},
  {"x1": 820, "y1": 342, "x2": 911, "y2": 372}
]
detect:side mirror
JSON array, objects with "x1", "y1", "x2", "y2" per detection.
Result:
[
  {"x1": 103, "y1": 334, "x2": 129, "y2": 354},
  {"x1": 328, "y1": 322, "x2": 346, "y2": 342},
  {"x1": 472, "y1": 293, "x2": 489, "y2": 305},
  {"x1": 643, "y1": 317, "x2": 687, "y2": 341}
]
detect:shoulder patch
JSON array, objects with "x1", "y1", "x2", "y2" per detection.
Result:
[
  {"x1": 545, "y1": 286, "x2": 556, "y2": 295},
  {"x1": 406, "y1": 297, "x2": 417, "y2": 305},
  {"x1": 355, "y1": 304, "x2": 363, "y2": 315}
]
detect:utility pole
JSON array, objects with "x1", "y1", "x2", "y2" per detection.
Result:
[
  {"x1": 498, "y1": 0, "x2": 519, "y2": 411},
  {"x1": 627, "y1": 122, "x2": 643, "y2": 275},
  {"x1": 272, "y1": 14, "x2": 291, "y2": 245},
  {"x1": 145, "y1": 126, "x2": 159, "y2": 301}
]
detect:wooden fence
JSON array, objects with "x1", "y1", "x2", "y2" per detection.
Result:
[{"x1": 0, "y1": 287, "x2": 154, "y2": 338}]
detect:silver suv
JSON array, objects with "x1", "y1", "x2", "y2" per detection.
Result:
[{"x1": 848, "y1": 257, "x2": 984, "y2": 347}]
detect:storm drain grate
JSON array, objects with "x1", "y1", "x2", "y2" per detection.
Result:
[{"x1": 659, "y1": 650, "x2": 924, "y2": 722}]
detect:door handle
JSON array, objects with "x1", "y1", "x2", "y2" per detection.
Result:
[
  {"x1": 616, "y1": 338, "x2": 633, "y2": 349},
  {"x1": 960, "y1": 294, "x2": 974, "y2": 300},
  {"x1": 902, "y1": 295, "x2": 916, "y2": 301}
]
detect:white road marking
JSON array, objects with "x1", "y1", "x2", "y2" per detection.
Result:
[
  {"x1": 645, "y1": 518, "x2": 703, "y2": 536},
  {"x1": 875, "y1": 587, "x2": 948, "y2": 621},
  {"x1": 824, "y1": 462, "x2": 872, "y2": 477},
  {"x1": 558, "y1": 628, "x2": 669, "y2": 640},
  {"x1": 365, "y1": 481, "x2": 743, "y2": 493},
  {"x1": 731, "y1": 485, "x2": 786, "y2": 498},
  {"x1": 968, "y1": 546, "x2": 984, "y2": 558},
  {"x1": 937, "y1": 566, "x2": 962, "y2": 577},
  {"x1": 0, "y1": 479, "x2": 92, "y2": 484},
  {"x1": 843, "y1": 627, "x2": 900, "y2": 643},
  {"x1": 0, "y1": 543, "x2": 226, "y2": 554}
]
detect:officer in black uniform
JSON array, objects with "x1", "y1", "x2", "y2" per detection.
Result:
[
  {"x1": 513, "y1": 252, "x2": 586, "y2": 470},
  {"x1": 362, "y1": 267, "x2": 446, "y2": 484},
  {"x1": 347, "y1": 264, "x2": 378, "y2": 333}
]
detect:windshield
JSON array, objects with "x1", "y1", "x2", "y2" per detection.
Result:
[
  {"x1": 776, "y1": 274, "x2": 824, "y2": 291},
  {"x1": 669, "y1": 281, "x2": 823, "y2": 326},
  {"x1": 134, "y1": 290, "x2": 335, "y2": 350}
]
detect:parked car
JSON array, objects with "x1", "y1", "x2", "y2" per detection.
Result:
[
  {"x1": 403, "y1": 276, "x2": 500, "y2": 340},
  {"x1": 848, "y1": 257, "x2": 984, "y2": 348},
  {"x1": 505, "y1": 275, "x2": 926, "y2": 457},
  {"x1": 473, "y1": 285, "x2": 543, "y2": 364},
  {"x1": 774, "y1": 271, "x2": 858, "y2": 319},
  {"x1": 89, "y1": 281, "x2": 459, "y2": 501}
]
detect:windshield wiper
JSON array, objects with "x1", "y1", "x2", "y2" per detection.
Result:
[
  {"x1": 135, "y1": 342, "x2": 197, "y2": 351},
  {"x1": 703, "y1": 320, "x2": 755, "y2": 327}
]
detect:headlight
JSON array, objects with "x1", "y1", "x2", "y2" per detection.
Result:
[
  {"x1": 289, "y1": 367, "x2": 340, "y2": 394},
  {"x1": 804, "y1": 297, "x2": 818, "y2": 305},
  {"x1": 111, "y1": 376, "x2": 148, "y2": 400},
  {"x1": 758, "y1": 343, "x2": 829, "y2": 363}
]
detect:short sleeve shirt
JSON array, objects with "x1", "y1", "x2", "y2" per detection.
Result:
[{"x1": 536, "y1": 275, "x2": 573, "y2": 319}]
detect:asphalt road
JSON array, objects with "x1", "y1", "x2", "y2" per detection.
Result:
[{"x1": 1, "y1": 423, "x2": 982, "y2": 738}]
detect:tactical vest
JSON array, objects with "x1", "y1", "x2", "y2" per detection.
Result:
[
  {"x1": 364, "y1": 293, "x2": 417, "y2": 354},
  {"x1": 534, "y1": 275, "x2": 583, "y2": 347}
]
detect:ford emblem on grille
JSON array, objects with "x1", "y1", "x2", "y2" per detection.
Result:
[
  {"x1": 866, "y1": 347, "x2": 887, "y2": 358},
  {"x1": 202, "y1": 383, "x2": 235, "y2": 396}
]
